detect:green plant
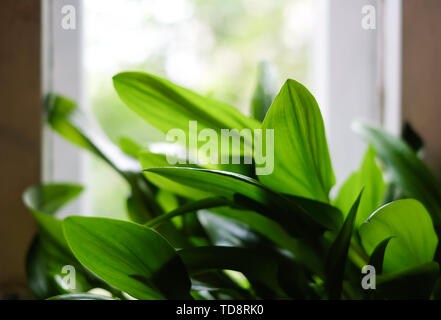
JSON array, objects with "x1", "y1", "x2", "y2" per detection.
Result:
[{"x1": 24, "y1": 69, "x2": 441, "y2": 300}]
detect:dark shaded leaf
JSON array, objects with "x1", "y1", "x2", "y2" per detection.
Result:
[
  {"x1": 402, "y1": 122, "x2": 423, "y2": 154},
  {"x1": 368, "y1": 237, "x2": 394, "y2": 274},
  {"x1": 146, "y1": 197, "x2": 231, "y2": 228},
  {"x1": 178, "y1": 246, "x2": 308, "y2": 298},
  {"x1": 23, "y1": 184, "x2": 94, "y2": 298},
  {"x1": 431, "y1": 278, "x2": 441, "y2": 300},
  {"x1": 325, "y1": 191, "x2": 362, "y2": 299},
  {"x1": 145, "y1": 167, "x2": 327, "y2": 239},
  {"x1": 375, "y1": 262, "x2": 439, "y2": 299}
]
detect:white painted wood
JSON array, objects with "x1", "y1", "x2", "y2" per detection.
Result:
[
  {"x1": 42, "y1": 0, "x2": 85, "y2": 213},
  {"x1": 315, "y1": 0, "x2": 393, "y2": 186},
  {"x1": 382, "y1": 0, "x2": 402, "y2": 135}
]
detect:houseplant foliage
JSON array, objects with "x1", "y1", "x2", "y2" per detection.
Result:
[{"x1": 24, "y1": 68, "x2": 441, "y2": 300}]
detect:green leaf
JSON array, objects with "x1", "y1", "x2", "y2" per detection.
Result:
[
  {"x1": 63, "y1": 217, "x2": 192, "y2": 300},
  {"x1": 23, "y1": 183, "x2": 83, "y2": 216},
  {"x1": 258, "y1": 79, "x2": 335, "y2": 202},
  {"x1": 402, "y1": 122, "x2": 424, "y2": 154},
  {"x1": 198, "y1": 210, "x2": 268, "y2": 248},
  {"x1": 114, "y1": 72, "x2": 260, "y2": 175},
  {"x1": 45, "y1": 94, "x2": 138, "y2": 176},
  {"x1": 368, "y1": 237, "x2": 393, "y2": 274},
  {"x1": 47, "y1": 293, "x2": 115, "y2": 300},
  {"x1": 23, "y1": 184, "x2": 94, "y2": 298},
  {"x1": 139, "y1": 151, "x2": 209, "y2": 199},
  {"x1": 335, "y1": 146, "x2": 386, "y2": 227},
  {"x1": 113, "y1": 71, "x2": 259, "y2": 135},
  {"x1": 325, "y1": 191, "x2": 362, "y2": 299},
  {"x1": 354, "y1": 122, "x2": 441, "y2": 228},
  {"x1": 118, "y1": 136, "x2": 144, "y2": 158},
  {"x1": 251, "y1": 61, "x2": 277, "y2": 122},
  {"x1": 46, "y1": 96, "x2": 158, "y2": 222},
  {"x1": 284, "y1": 194, "x2": 343, "y2": 232},
  {"x1": 146, "y1": 195, "x2": 323, "y2": 276},
  {"x1": 376, "y1": 262, "x2": 439, "y2": 299},
  {"x1": 23, "y1": 184, "x2": 83, "y2": 259},
  {"x1": 190, "y1": 279, "x2": 253, "y2": 300},
  {"x1": 145, "y1": 167, "x2": 327, "y2": 239},
  {"x1": 178, "y1": 246, "x2": 299, "y2": 298},
  {"x1": 359, "y1": 199, "x2": 438, "y2": 273},
  {"x1": 431, "y1": 278, "x2": 441, "y2": 300},
  {"x1": 204, "y1": 208, "x2": 324, "y2": 275},
  {"x1": 146, "y1": 197, "x2": 231, "y2": 228}
]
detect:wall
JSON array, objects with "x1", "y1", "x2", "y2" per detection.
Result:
[
  {"x1": 402, "y1": 0, "x2": 441, "y2": 180},
  {"x1": 0, "y1": 0, "x2": 40, "y2": 297}
]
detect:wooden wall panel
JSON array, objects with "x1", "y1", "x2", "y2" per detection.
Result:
[
  {"x1": 402, "y1": 0, "x2": 441, "y2": 180},
  {"x1": 0, "y1": 0, "x2": 40, "y2": 298}
]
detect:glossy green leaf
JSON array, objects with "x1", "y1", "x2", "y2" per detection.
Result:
[
  {"x1": 354, "y1": 122, "x2": 441, "y2": 228},
  {"x1": 335, "y1": 147, "x2": 386, "y2": 227},
  {"x1": 147, "y1": 197, "x2": 231, "y2": 228},
  {"x1": 145, "y1": 167, "x2": 326, "y2": 239},
  {"x1": 114, "y1": 72, "x2": 260, "y2": 175},
  {"x1": 251, "y1": 61, "x2": 277, "y2": 122},
  {"x1": 258, "y1": 79, "x2": 335, "y2": 202},
  {"x1": 23, "y1": 184, "x2": 83, "y2": 256},
  {"x1": 325, "y1": 192, "x2": 362, "y2": 299},
  {"x1": 359, "y1": 199, "x2": 438, "y2": 273},
  {"x1": 146, "y1": 195, "x2": 323, "y2": 276},
  {"x1": 63, "y1": 217, "x2": 192, "y2": 300},
  {"x1": 139, "y1": 151, "x2": 209, "y2": 199},
  {"x1": 113, "y1": 71, "x2": 259, "y2": 135},
  {"x1": 368, "y1": 237, "x2": 393, "y2": 275},
  {"x1": 284, "y1": 194, "x2": 343, "y2": 232},
  {"x1": 23, "y1": 184, "x2": 94, "y2": 298},
  {"x1": 149, "y1": 199, "x2": 295, "y2": 251},
  {"x1": 155, "y1": 189, "x2": 179, "y2": 213}
]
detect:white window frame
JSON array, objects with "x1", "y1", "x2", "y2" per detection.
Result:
[
  {"x1": 42, "y1": 0, "x2": 85, "y2": 213},
  {"x1": 315, "y1": 0, "x2": 402, "y2": 184}
]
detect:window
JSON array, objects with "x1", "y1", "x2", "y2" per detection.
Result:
[{"x1": 43, "y1": 0, "x2": 401, "y2": 214}]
